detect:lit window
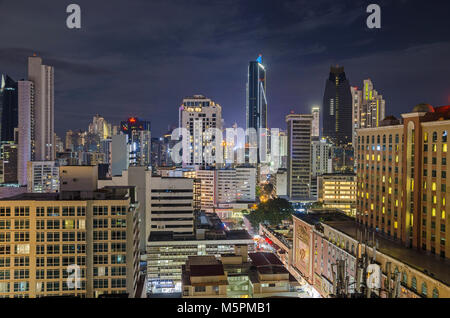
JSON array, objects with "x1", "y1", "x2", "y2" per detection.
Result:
[
  {"x1": 443, "y1": 144, "x2": 448, "y2": 153},
  {"x1": 394, "y1": 221, "x2": 398, "y2": 229},
  {"x1": 432, "y1": 208, "x2": 436, "y2": 217}
]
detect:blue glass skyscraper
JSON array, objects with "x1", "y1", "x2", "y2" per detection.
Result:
[{"x1": 246, "y1": 55, "x2": 267, "y2": 132}]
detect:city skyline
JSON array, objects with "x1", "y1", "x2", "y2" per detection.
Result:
[
  {"x1": 0, "y1": 0, "x2": 449, "y2": 301},
  {"x1": 0, "y1": 1, "x2": 449, "y2": 138}
]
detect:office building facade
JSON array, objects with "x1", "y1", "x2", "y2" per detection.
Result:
[
  {"x1": 179, "y1": 95, "x2": 222, "y2": 166},
  {"x1": 356, "y1": 103, "x2": 450, "y2": 258},
  {"x1": 0, "y1": 186, "x2": 142, "y2": 298},
  {"x1": 351, "y1": 79, "x2": 386, "y2": 146},
  {"x1": 322, "y1": 66, "x2": 352, "y2": 146},
  {"x1": 286, "y1": 114, "x2": 313, "y2": 199},
  {"x1": 318, "y1": 173, "x2": 357, "y2": 217}
]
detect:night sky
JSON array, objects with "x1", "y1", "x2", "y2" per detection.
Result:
[{"x1": 1, "y1": 0, "x2": 449, "y2": 138}]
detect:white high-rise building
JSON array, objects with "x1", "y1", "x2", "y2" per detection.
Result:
[
  {"x1": 351, "y1": 79, "x2": 385, "y2": 146},
  {"x1": 27, "y1": 161, "x2": 59, "y2": 193},
  {"x1": 311, "y1": 106, "x2": 320, "y2": 137},
  {"x1": 17, "y1": 80, "x2": 34, "y2": 186},
  {"x1": 286, "y1": 114, "x2": 312, "y2": 199},
  {"x1": 195, "y1": 170, "x2": 216, "y2": 211},
  {"x1": 27, "y1": 55, "x2": 54, "y2": 161},
  {"x1": 311, "y1": 138, "x2": 333, "y2": 177},
  {"x1": 17, "y1": 56, "x2": 55, "y2": 186},
  {"x1": 179, "y1": 95, "x2": 222, "y2": 166},
  {"x1": 149, "y1": 176, "x2": 195, "y2": 237},
  {"x1": 235, "y1": 167, "x2": 256, "y2": 202},
  {"x1": 216, "y1": 170, "x2": 236, "y2": 204}
]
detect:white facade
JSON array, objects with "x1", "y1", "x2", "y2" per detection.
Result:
[
  {"x1": 179, "y1": 95, "x2": 222, "y2": 166},
  {"x1": 311, "y1": 106, "x2": 320, "y2": 137},
  {"x1": 235, "y1": 167, "x2": 256, "y2": 202},
  {"x1": 26, "y1": 161, "x2": 59, "y2": 193},
  {"x1": 311, "y1": 138, "x2": 333, "y2": 177},
  {"x1": 216, "y1": 170, "x2": 236, "y2": 204},
  {"x1": 286, "y1": 114, "x2": 312, "y2": 199},
  {"x1": 17, "y1": 80, "x2": 34, "y2": 186},
  {"x1": 149, "y1": 176, "x2": 195, "y2": 236},
  {"x1": 196, "y1": 170, "x2": 216, "y2": 211},
  {"x1": 274, "y1": 169, "x2": 287, "y2": 197},
  {"x1": 28, "y1": 56, "x2": 54, "y2": 161},
  {"x1": 111, "y1": 134, "x2": 129, "y2": 176}
]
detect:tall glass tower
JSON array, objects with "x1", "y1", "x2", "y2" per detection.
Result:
[
  {"x1": 246, "y1": 54, "x2": 267, "y2": 132},
  {"x1": 0, "y1": 75, "x2": 18, "y2": 142},
  {"x1": 322, "y1": 65, "x2": 352, "y2": 146}
]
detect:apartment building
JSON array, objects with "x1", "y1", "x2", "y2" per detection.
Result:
[
  {"x1": 356, "y1": 104, "x2": 449, "y2": 258},
  {"x1": 26, "y1": 161, "x2": 59, "y2": 193},
  {"x1": 318, "y1": 173, "x2": 357, "y2": 217},
  {"x1": 195, "y1": 170, "x2": 216, "y2": 211},
  {"x1": 149, "y1": 176, "x2": 195, "y2": 237},
  {"x1": 0, "y1": 186, "x2": 141, "y2": 298},
  {"x1": 292, "y1": 211, "x2": 450, "y2": 298}
]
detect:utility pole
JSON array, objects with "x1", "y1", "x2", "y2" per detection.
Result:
[{"x1": 386, "y1": 262, "x2": 392, "y2": 298}]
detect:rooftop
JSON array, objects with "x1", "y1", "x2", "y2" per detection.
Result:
[{"x1": 0, "y1": 186, "x2": 134, "y2": 201}]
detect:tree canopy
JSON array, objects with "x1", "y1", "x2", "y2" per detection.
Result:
[{"x1": 246, "y1": 197, "x2": 294, "y2": 229}]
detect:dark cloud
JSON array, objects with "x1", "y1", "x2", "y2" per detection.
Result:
[{"x1": 0, "y1": 0, "x2": 449, "y2": 137}]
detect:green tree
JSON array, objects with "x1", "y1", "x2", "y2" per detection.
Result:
[{"x1": 247, "y1": 198, "x2": 294, "y2": 229}]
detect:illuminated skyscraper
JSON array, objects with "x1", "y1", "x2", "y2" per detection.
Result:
[
  {"x1": 351, "y1": 79, "x2": 386, "y2": 146},
  {"x1": 120, "y1": 117, "x2": 151, "y2": 167},
  {"x1": 246, "y1": 55, "x2": 267, "y2": 133},
  {"x1": 322, "y1": 66, "x2": 352, "y2": 146},
  {"x1": 0, "y1": 75, "x2": 18, "y2": 142}
]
